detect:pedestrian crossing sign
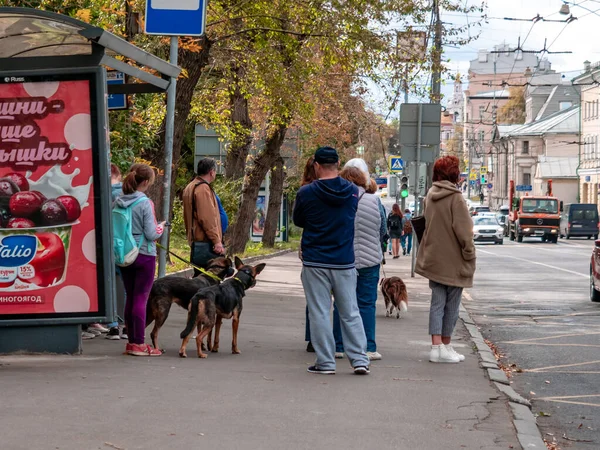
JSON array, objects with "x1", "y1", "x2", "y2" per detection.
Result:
[
  {"x1": 389, "y1": 156, "x2": 404, "y2": 173},
  {"x1": 469, "y1": 173, "x2": 477, "y2": 181},
  {"x1": 480, "y1": 167, "x2": 488, "y2": 175}
]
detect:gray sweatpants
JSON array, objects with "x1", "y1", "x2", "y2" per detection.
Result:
[
  {"x1": 301, "y1": 267, "x2": 369, "y2": 370},
  {"x1": 428, "y1": 280, "x2": 463, "y2": 336}
]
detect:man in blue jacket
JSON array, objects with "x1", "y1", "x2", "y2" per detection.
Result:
[{"x1": 293, "y1": 147, "x2": 370, "y2": 375}]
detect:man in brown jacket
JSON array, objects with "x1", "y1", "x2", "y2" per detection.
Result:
[
  {"x1": 415, "y1": 155, "x2": 476, "y2": 364},
  {"x1": 183, "y1": 158, "x2": 224, "y2": 272}
]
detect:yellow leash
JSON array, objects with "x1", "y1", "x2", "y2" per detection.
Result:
[{"x1": 156, "y1": 242, "x2": 222, "y2": 282}]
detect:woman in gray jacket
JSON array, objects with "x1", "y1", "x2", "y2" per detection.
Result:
[
  {"x1": 116, "y1": 164, "x2": 165, "y2": 357},
  {"x1": 333, "y1": 165, "x2": 385, "y2": 361}
]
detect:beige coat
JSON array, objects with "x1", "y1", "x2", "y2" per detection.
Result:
[{"x1": 415, "y1": 181, "x2": 476, "y2": 288}]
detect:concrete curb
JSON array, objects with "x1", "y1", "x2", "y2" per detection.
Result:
[
  {"x1": 164, "y1": 249, "x2": 295, "y2": 279},
  {"x1": 459, "y1": 304, "x2": 546, "y2": 449}
]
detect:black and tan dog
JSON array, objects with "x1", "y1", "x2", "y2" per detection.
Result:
[
  {"x1": 146, "y1": 257, "x2": 234, "y2": 352},
  {"x1": 178, "y1": 256, "x2": 266, "y2": 358},
  {"x1": 380, "y1": 276, "x2": 409, "y2": 319}
]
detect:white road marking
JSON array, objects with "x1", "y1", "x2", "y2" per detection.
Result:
[{"x1": 476, "y1": 248, "x2": 588, "y2": 278}]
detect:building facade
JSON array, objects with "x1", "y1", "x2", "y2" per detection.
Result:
[{"x1": 575, "y1": 62, "x2": 600, "y2": 205}]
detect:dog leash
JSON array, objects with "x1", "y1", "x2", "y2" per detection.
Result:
[{"x1": 156, "y1": 242, "x2": 222, "y2": 282}]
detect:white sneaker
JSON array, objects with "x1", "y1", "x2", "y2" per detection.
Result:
[
  {"x1": 367, "y1": 351, "x2": 382, "y2": 361},
  {"x1": 81, "y1": 331, "x2": 96, "y2": 340},
  {"x1": 88, "y1": 323, "x2": 109, "y2": 333},
  {"x1": 335, "y1": 352, "x2": 344, "y2": 359},
  {"x1": 86, "y1": 328, "x2": 102, "y2": 336},
  {"x1": 446, "y1": 345, "x2": 465, "y2": 362},
  {"x1": 429, "y1": 344, "x2": 460, "y2": 363}
]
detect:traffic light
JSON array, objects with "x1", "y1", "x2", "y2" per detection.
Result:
[
  {"x1": 400, "y1": 175, "x2": 409, "y2": 198},
  {"x1": 480, "y1": 174, "x2": 487, "y2": 184}
]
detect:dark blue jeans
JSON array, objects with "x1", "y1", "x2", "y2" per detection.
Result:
[{"x1": 333, "y1": 264, "x2": 380, "y2": 353}]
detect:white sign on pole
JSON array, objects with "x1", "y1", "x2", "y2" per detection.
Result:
[{"x1": 408, "y1": 161, "x2": 427, "y2": 196}]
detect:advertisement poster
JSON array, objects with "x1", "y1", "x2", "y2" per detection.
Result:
[
  {"x1": 252, "y1": 195, "x2": 266, "y2": 237},
  {"x1": 0, "y1": 79, "x2": 98, "y2": 316}
]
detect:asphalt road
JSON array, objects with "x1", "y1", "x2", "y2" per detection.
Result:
[{"x1": 466, "y1": 235, "x2": 600, "y2": 449}]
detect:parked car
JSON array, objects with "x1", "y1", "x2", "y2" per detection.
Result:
[
  {"x1": 473, "y1": 216, "x2": 504, "y2": 245},
  {"x1": 560, "y1": 203, "x2": 599, "y2": 239},
  {"x1": 589, "y1": 239, "x2": 600, "y2": 302}
]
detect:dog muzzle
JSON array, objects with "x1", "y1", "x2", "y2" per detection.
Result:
[{"x1": 226, "y1": 267, "x2": 235, "y2": 277}]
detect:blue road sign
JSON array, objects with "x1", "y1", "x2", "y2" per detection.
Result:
[
  {"x1": 470, "y1": 180, "x2": 475, "y2": 186},
  {"x1": 145, "y1": 0, "x2": 207, "y2": 36},
  {"x1": 487, "y1": 183, "x2": 493, "y2": 189},
  {"x1": 516, "y1": 185, "x2": 533, "y2": 192},
  {"x1": 107, "y1": 71, "x2": 127, "y2": 110},
  {"x1": 389, "y1": 157, "x2": 404, "y2": 172}
]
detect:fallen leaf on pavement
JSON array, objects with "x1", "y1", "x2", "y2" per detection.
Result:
[
  {"x1": 530, "y1": 391, "x2": 536, "y2": 396},
  {"x1": 104, "y1": 443, "x2": 126, "y2": 450},
  {"x1": 545, "y1": 380, "x2": 551, "y2": 384},
  {"x1": 539, "y1": 411, "x2": 551, "y2": 417},
  {"x1": 263, "y1": 376, "x2": 274, "y2": 381}
]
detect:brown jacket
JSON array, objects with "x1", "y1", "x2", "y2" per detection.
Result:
[
  {"x1": 415, "y1": 181, "x2": 476, "y2": 288},
  {"x1": 182, "y1": 178, "x2": 222, "y2": 245}
]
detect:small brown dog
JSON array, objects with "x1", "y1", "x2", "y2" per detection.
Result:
[{"x1": 380, "y1": 276, "x2": 408, "y2": 319}]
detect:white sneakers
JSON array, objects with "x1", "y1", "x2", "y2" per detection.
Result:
[
  {"x1": 445, "y1": 345, "x2": 465, "y2": 362},
  {"x1": 367, "y1": 351, "x2": 382, "y2": 361},
  {"x1": 429, "y1": 344, "x2": 462, "y2": 363}
]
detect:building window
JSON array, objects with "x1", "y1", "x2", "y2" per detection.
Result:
[
  {"x1": 479, "y1": 130, "x2": 485, "y2": 142},
  {"x1": 559, "y1": 101, "x2": 572, "y2": 110},
  {"x1": 479, "y1": 105, "x2": 485, "y2": 119},
  {"x1": 522, "y1": 173, "x2": 531, "y2": 186},
  {"x1": 522, "y1": 141, "x2": 529, "y2": 155}
]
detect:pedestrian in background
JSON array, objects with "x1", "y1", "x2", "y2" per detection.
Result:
[
  {"x1": 293, "y1": 147, "x2": 370, "y2": 375},
  {"x1": 333, "y1": 163, "x2": 384, "y2": 361},
  {"x1": 300, "y1": 156, "x2": 318, "y2": 353},
  {"x1": 401, "y1": 208, "x2": 413, "y2": 257},
  {"x1": 105, "y1": 164, "x2": 128, "y2": 341},
  {"x1": 416, "y1": 155, "x2": 476, "y2": 364},
  {"x1": 367, "y1": 179, "x2": 389, "y2": 260},
  {"x1": 387, "y1": 204, "x2": 403, "y2": 259},
  {"x1": 183, "y1": 158, "x2": 224, "y2": 274},
  {"x1": 117, "y1": 164, "x2": 165, "y2": 356}
]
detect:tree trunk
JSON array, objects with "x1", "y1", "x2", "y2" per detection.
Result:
[
  {"x1": 225, "y1": 65, "x2": 253, "y2": 180},
  {"x1": 152, "y1": 37, "x2": 213, "y2": 220},
  {"x1": 262, "y1": 157, "x2": 285, "y2": 247},
  {"x1": 228, "y1": 125, "x2": 288, "y2": 254}
]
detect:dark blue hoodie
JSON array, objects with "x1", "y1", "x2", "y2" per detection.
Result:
[{"x1": 293, "y1": 177, "x2": 358, "y2": 269}]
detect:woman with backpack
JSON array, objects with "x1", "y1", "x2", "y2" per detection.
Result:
[
  {"x1": 115, "y1": 164, "x2": 165, "y2": 357},
  {"x1": 387, "y1": 204, "x2": 403, "y2": 259}
]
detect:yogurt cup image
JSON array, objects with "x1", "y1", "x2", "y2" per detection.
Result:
[
  {"x1": 0, "y1": 225, "x2": 73, "y2": 291},
  {"x1": 0, "y1": 169, "x2": 88, "y2": 291}
]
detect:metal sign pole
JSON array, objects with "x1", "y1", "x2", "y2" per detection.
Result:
[
  {"x1": 158, "y1": 36, "x2": 178, "y2": 279},
  {"x1": 411, "y1": 103, "x2": 423, "y2": 278}
]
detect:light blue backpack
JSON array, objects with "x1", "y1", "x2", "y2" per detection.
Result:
[{"x1": 112, "y1": 197, "x2": 147, "y2": 267}]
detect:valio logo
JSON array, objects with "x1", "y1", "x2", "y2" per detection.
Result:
[{"x1": 0, "y1": 235, "x2": 37, "y2": 267}]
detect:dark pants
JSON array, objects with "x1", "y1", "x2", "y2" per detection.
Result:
[
  {"x1": 121, "y1": 254, "x2": 156, "y2": 345},
  {"x1": 191, "y1": 241, "x2": 220, "y2": 277},
  {"x1": 333, "y1": 264, "x2": 380, "y2": 352}
]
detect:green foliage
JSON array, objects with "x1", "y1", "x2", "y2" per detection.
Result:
[
  {"x1": 170, "y1": 198, "x2": 187, "y2": 238},
  {"x1": 212, "y1": 177, "x2": 243, "y2": 225}
]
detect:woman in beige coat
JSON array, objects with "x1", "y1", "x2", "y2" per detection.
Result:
[{"x1": 416, "y1": 155, "x2": 476, "y2": 363}]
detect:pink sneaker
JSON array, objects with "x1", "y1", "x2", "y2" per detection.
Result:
[{"x1": 126, "y1": 343, "x2": 161, "y2": 356}]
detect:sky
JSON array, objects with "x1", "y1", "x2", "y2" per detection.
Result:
[
  {"x1": 441, "y1": 0, "x2": 600, "y2": 102},
  {"x1": 370, "y1": 0, "x2": 600, "y2": 113}
]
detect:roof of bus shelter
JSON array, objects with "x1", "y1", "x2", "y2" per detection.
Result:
[{"x1": 0, "y1": 7, "x2": 180, "y2": 93}]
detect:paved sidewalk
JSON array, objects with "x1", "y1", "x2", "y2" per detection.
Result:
[{"x1": 0, "y1": 253, "x2": 520, "y2": 450}]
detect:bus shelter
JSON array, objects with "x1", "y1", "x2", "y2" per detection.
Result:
[{"x1": 0, "y1": 7, "x2": 180, "y2": 353}]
